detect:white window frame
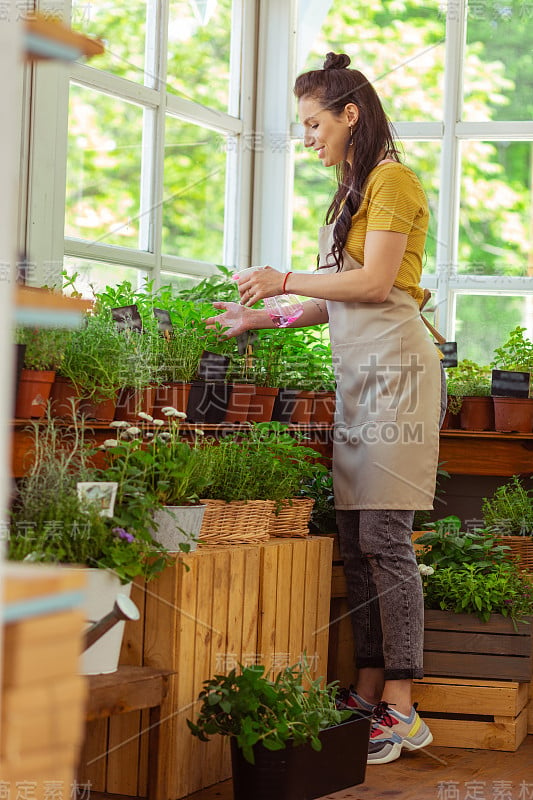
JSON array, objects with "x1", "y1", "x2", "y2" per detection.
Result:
[{"x1": 25, "y1": 0, "x2": 258, "y2": 288}]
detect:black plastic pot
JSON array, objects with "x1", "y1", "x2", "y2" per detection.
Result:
[
  {"x1": 271, "y1": 387, "x2": 299, "y2": 423},
  {"x1": 230, "y1": 712, "x2": 371, "y2": 800},
  {"x1": 186, "y1": 380, "x2": 230, "y2": 424}
]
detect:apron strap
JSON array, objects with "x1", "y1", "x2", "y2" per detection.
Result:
[{"x1": 420, "y1": 289, "x2": 447, "y2": 345}]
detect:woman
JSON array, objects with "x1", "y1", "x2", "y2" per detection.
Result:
[{"x1": 206, "y1": 52, "x2": 445, "y2": 765}]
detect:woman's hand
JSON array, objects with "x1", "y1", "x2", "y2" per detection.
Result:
[
  {"x1": 237, "y1": 266, "x2": 285, "y2": 307},
  {"x1": 205, "y1": 301, "x2": 261, "y2": 338}
]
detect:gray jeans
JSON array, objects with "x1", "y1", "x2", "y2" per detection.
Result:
[{"x1": 336, "y1": 363, "x2": 447, "y2": 681}]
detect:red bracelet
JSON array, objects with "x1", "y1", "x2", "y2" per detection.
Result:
[{"x1": 282, "y1": 271, "x2": 292, "y2": 294}]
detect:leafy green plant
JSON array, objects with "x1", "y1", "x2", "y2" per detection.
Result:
[
  {"x1": 16, "y1": 326, "x2": 71, "y2": 371},
  {"x1": 187, "y1": 660, "x2": 351, "y2": 764},
  {"x1": 61, "y1": 311, "x2": 138, "y2": 401},
  {"x1": 492, "y1": 326, "x2": 533, "y2": 374},
  {"x1": 421, "y1": 562, "x2": 533, "y2": 623},
  {"x1": 481, "y1": 475, "x2": 533, "y2": 537},
  {"x1": 199, "y1": 422, "x2": 325, "y2": 504},
  {"x1": 416, "y1": 515, "x2": 510, "y2": 571},
  {"x1": 97, "y1": 409, "x2": 211, "y2": 516},
  {"x1": 300, "y1": 470, "x2": 336, "y2": 535},
  {"x1": 445, "y1": 360, "x2": 492, "y2": 413},
  {"x1": 8, "y1": 413, "x2": 170, "y2": 583}
]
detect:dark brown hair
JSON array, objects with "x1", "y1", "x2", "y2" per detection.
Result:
[{"x1": 294, "y1": 52, "x2": 399, "y2": 270}]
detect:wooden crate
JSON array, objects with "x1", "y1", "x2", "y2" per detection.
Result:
[
  {"x1": 1, "y1": 565, "x2": 87, "y2": 796},
  {"x1": 79, "y1": 536, "x2": 333, "y2": 800},
  {"x1": 413, "y1": 676, "x2": 529, "y2": 751},
  {"x1": 424, "y1": 609, "x2": 532, "y2": 682}
]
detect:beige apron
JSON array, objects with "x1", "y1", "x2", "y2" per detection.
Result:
[{"x1": 319, "y1": 223, "x2": 441, "y2": 510}]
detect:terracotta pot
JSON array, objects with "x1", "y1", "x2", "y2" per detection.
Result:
[
  {"x1": 49, "y1": 376, "x2": 81, "y2": 419},
  {"x1": 290, "y1": 391, "x2": 315, "y2": 424},
  {"x1": 79, "y1": 394, "x2": 118, "y2": 422},
  {"x1": 311, "y1": 390, "x2": 336, "y2": 425},
  {"x1": 493, "y1": 396, "x2": 533, "y2": 433},
  {"x1": 114, "y1": 385, "x2": 158, "y2": 422},
  {"x1": 224, "y1": 383, "x2": 255, "y2": 423},
  {"x1": 459, "y1": 396, "x2": 494, "y2": 431},
  {"x1": 15, "y1": 368, "x2": 56, "y2": 418},
  {"x1": 247, "y1": 386, "x2": 279, "y2": 423},
  {"x1": 152, "y1": 382, "x2": 191, "y2": 420}
]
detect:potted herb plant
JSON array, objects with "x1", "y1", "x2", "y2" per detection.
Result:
[
  {"x1": 197, "y1": 423, "x2": 322, "y2": 544},
  {"x1": 481, "y1": 475, "x2": 533, "y2": 571},
  {"x1": 60, "y1": 310, "x2": 136, "y2": 421},
  {"x1": 416, "y1": 518, "x2": 533, "y2": 681},
  {"x1": 14, "y1": 326, "x2": 70, "y2": 418},
  {"x1": 187, "y1": 660, "x2": 371, "y2": 800},
  {"x1": 491, "y1": 326, "x2": 533, "y2": 432},
  {"x1": 97, "y1": 407, "x2": 211, "y2": 552},
  {"x1": 445, "y1": 360, "x2": 493, "y2": 431},
  {"x1": 7, "y1": 413, "x2": 171, "y2": 673}
]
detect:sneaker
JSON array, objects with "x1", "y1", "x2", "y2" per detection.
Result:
[
  {"x1": 367, "y1": 701, "x2": 433, "y2": 765},
  {"x1": 336, "y1": 685, "x2": 376, "y2": 713}
]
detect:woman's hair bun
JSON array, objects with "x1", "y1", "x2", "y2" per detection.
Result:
[{"x1": 323, "y1": 52, "x2": 351, "y2": 70}]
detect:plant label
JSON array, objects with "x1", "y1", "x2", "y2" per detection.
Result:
[
  {"x1": 436, "y1": 342, "x2": 458, "y2": 368},
  {"x1": 491, "y1": 368, "x2": 530, "y2": 398}
]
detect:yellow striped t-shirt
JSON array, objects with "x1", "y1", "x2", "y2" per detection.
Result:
[{"x1": 345, "y1": 162, "x2": 429, "y2": 306}]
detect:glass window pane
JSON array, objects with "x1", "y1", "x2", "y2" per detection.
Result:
[
  {"x1": 65, "y1": 85, "x2": 144, "y2": 249},
  {"x1": 455, "y1": 293, "x2": 533, "y2": 364},
  {"x1": 167, "y1": 0, "x2": 234, "y2": 112},
  {"x1": 291, "y1": 141, "x2": 440, "y2": 274},
  {"x1": 71, "y1": 0, "x2": 148, "y2": 83},
  {"x1": 160, "y1": 272, "x2": 201, "y2": 293},
  {"x1": 458, "y1": 141, "x2": 532, "y2": 276},
  {"x1": 297, "y1": 0, "x2": 445, "y2": 122},
  {"x1": 63, "y1": 256, "x2": 146, "y2": 298},
  {"x1": 464, "y1": 0, "x2": 533, "y2": 122},
  {"x1": 162, "y1": 117, "x2": 227, "y2": 263}
]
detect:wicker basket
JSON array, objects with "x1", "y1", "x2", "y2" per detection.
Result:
[
  {"x1": 268, "y1": 498, "x2": 315, "y2": 538},
  {"x1": 198, "y1": 499, "x2": 274, "y2": 546},
  {"x1": 495, "y1": 535, "x2": 533, "y2": 572}
]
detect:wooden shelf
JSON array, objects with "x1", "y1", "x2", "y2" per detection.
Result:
[
  {"x1": 24, "y1": 14, "x2": 104, "y2": 62},
  {"x1": 439, "y1": 429, "x2": 533, "y2": 476},
  {"x1": 15, "y1": 286, "x2": 92, "y2": 328}
]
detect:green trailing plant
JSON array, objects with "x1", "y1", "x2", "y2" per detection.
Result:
[
  {"x1": 187, "y1": 660, "x2": 351, "y2": 765},
  {"x1": 8, "y1": 413, "x2": 170, "y2": 583},
  {"x1": 421, "y1": 562, "x2": 533, "y2": 624},
  {"x1": 481, "y1": 475, "x2": 533, "y2": 537}
]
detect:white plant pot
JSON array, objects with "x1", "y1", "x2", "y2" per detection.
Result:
[
  {"x1": 151, "y1": 504, "x2": 207, "y2": 553},
  {"x1": 82, "y1": 568, "x2": 132, "y2": 675}
]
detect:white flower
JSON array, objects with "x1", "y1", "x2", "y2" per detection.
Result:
[
  {"x1": 158, "y1": 432, "x2": 171, "y2": 441},
  {"x1": 418, "y1": 564, "x2": 435, "y2": 577},
  {"x1": 110, "y1": 420, "x2": 130, "y2": 428},
  {"x1": 102, "y1": 439, "x2": 119, "y2": 448},
  {"x1": 161, "y1": 406, "x2": 187, "y2": 418},
  {"x1": 145, "y1": 432, "x2": 154, "y2": 438},
  {"x1": 153, "y1": 418, "x2": 164, "y2": 427},
  {"x1": 195, "y1": 429, "x2": 205, "y2": 436},
  {"x1": 138, "y1": 411, "x2": 154, "y2": 422},
  {"x1": 125, "y1": 426, "x2": 142, "y2": 436}
]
